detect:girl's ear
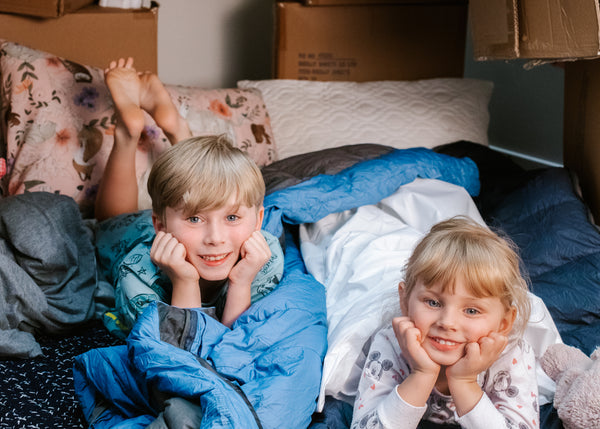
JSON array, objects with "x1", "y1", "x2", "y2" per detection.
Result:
[
  {"x1": 398, "y1": 281, "x2": 408, "y2": 315},
  {"x1": 499, "y1": 306, "x2": 517, "y2": 336},
  {"x1": 152, "y1": 212, "x2": 166, "y2": 233}
]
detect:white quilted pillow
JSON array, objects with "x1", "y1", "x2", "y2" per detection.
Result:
[{"x1": 237, "y1": 79, "x2": 493, "y2": 160}]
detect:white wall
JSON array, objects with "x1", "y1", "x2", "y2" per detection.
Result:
[
  {"x1": 157, "y1": 1, "x2": 564, "y2": 165},
  {"x1": 157, "y1": 0, "x2": 274, "y2": 88},
  {"x1": 463, "y1": 27, "x2": 564, "y2": 166}
]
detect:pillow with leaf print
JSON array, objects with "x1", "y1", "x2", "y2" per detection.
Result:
[{"x1": 0, "y1": 40, "x2": 277, "y2": 218}]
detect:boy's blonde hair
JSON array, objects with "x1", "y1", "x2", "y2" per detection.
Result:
[
  {"x1": 403, "y1": 216, "x2": 531, "y2": 336},
  {"x1": 147, "y1": 134, "x2": 265, "y2": 221}
]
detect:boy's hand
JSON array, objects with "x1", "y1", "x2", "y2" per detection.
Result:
[
  {"x1": 150, "y1": 231, "x2": 200, "y2": 284},
  {"x1": 446, "y1": 331, "x2": 508, "y2": 382},
  {"x1": 221, "y1": 231, "x2": 270, "y2": 328},
  {"x1": 228, "y1": 231, "x2": 271, "y2": 287},
  {"x1": 392, "y1": 316, "x2": 440, "y2": 377}
]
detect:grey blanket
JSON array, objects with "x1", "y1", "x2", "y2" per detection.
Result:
[{"x1": 0, "y1": 192, "x2": 105, "y2": 358}]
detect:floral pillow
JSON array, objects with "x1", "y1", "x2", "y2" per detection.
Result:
[{"x1": 0, "y1": 40, "x2": 277, "y2": 218}]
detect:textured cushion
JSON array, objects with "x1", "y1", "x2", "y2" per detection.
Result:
[
  {"x1": 238, "y1": 78, "x2": 493, "y2": 160},
  {"x1": 0, "y1": 40, "x2": 276, "y2": 217}
]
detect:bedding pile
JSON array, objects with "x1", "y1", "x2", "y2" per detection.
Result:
[
  {"x1": 0, "y1": 192, "x2": 111, "y2": 358},
  {"x1": 71, "y1": 147, "x2": 480, "y2": 428},
  {"x1": 0, "y1": 142, "x2": 598, "y2": 429}
]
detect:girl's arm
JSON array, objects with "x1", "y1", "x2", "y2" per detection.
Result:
[
  {"x1": 454, "y1": 340, "x2": 540, "y2": 429},
  {"x1": 351, "y1": 325, "x2": 429, "y2": 429}
]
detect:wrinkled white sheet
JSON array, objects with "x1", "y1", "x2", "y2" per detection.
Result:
[{"x1": 299, "y1": 178, "x2": 561, "y2": 411}]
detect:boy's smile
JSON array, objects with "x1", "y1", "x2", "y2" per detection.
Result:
[
  {"x1": 402, "y1": 278, "x2": 514, "y2": 367},
  {"x1": 154, "y1": 197, "x2": 264, "y2": 282}
]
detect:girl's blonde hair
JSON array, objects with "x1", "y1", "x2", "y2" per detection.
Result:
[
  {"x1": 403, "y1": 216, "x2": 531, "y2": 337},
  {"x1": 147, "y1": 134, "x2": 265, "y2": 221}
]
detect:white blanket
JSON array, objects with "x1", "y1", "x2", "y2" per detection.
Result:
[{"x1": 299, "y1": 178, "x2": 560, "y2": 411}]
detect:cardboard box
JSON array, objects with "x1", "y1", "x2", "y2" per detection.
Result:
[
  {"x1": 303, "y1": 0, "x2": 450, "y2": 5},
  {"x1": 564, "y1": 59, "x2": 600, "y2": 223},
  {"x1": 0, "y1": 0, "x2": 94, "y2": 18},
  {"x1": 0, "y1": 3, "x2": 158, "y2": 72},
  {"x1": 470, "y1": 0, "x2": 600, "y2": 61},
  {"x1": 275, "y1": 1, "x2": 468, "y2": 81}
]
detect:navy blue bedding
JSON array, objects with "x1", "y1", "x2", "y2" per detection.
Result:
[{"x1": 487, "y1": 167, "x2": 600, "y2": 356}]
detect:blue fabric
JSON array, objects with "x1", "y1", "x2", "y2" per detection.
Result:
[
  {"x1": 262, "y1": 147, "x2": 480, "y2": 238},
  {"x1": 75, "y1": 232, "x2": 327, "y2": 429},
  {"x1": 489, "y1": 168, "x2": 600, "y2": 356},
  {"x1": 74, "y1": 148, "x2": 480, "y2": 428}
]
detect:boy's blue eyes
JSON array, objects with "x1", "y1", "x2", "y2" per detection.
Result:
[{"x1": 186, "y1": 215, "x2": 239, "y2": 223}]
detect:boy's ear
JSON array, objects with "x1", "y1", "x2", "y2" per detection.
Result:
[
  {"x1": 255, "y1": 205, "x2": 265, "y2": 230},
  {"x1": 499, "y1": 306, "x2": 517, "y2": 336},
  {"x1": 152, "y1": 212, "x2": 166, "y2": 233},
  {"x1": 398, "y1": 281, "x2": 408, "y2": 315}
]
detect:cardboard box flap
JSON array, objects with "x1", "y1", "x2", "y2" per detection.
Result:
[
  {"x1": 471, "y1": 0, "x2": 600, "y2": 60},
  {"x1": 0, "y1": 3, "x2": 158, "y2": 72},
  {"x1": 520, "y1": 0, "x2": 600, "y2": 58},
  {"x1": 275, "y1": 1, "x2": 467, "y2": 81},
  {"x1": 0, "y1": 0, "x2": 94, "y2": 18},
  {"x1": 470, "y1": 0, "x2": 519, "y2": 60},
  {"x1": 303, "y1": 0, "x2": 458, "y2": 5}
]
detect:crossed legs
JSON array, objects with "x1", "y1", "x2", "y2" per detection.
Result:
[{"x1": 95, "y1": 58, "x2": 191, "y2": 221}]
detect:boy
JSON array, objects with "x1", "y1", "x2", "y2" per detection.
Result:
[{"x1": 95, "y1": 58, "x2": 283, "y2": 332}]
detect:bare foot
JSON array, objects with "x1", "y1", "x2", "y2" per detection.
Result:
[
  {"x1": 105, "y1": 57, "x2": 145, "y2": 144},
  {"x1": 139, "y1": 72, "x2": 191, "y2": 145}
]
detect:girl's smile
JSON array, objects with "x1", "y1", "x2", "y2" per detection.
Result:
[{"x1": 402, "y1": 278, "x2": 514, "y2": 367}]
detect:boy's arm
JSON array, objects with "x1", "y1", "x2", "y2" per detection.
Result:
[
  {"x1": 221, "y1": 231, "x2": 271, "y2": 327},
  {"x1": 150, "y1": 231, "x2": 202, "y2": 308}
]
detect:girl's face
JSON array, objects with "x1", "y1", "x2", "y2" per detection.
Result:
[{"x1": 400, "y1": 278, "x2": 515, "y2": 367}]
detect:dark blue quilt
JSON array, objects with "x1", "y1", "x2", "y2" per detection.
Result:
[{"x1": 488, "y1": 168, "x2": 600, "y2": 356}]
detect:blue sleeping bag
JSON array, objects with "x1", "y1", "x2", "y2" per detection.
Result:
[
  {"x1": 489, "y1": 168, "x2": 600, "y2": 355},
  {"x1": 73, "y1": 148, "x2": 479, "y2": 428}
]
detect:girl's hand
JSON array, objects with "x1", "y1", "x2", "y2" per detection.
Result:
[
  {"x1": 392, "y1": 316, "x2": 440, "y2": 377},
  {"x1": 446, "y1": 332, "x2": 508, "y2": 417},
  {"x1": 228, "y1": 231, "x2": 271, "y2": 288},
  {"x1": 150, "y1": 231, "x2": 199, "y2": 284},
  {"x1": 446, "y1": 331, "x2": 508, "y2": 382}
]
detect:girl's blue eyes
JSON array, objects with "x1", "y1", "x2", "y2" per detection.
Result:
[
  {"x1": 424, "y1": 299, "x2": 480, "y2": 315},
  {"x1": 226, "y1": 215, "x2": 239, "y2": 222},
  {"x1": 188, "y1": 216, "x2": 200, "y2": 223}
]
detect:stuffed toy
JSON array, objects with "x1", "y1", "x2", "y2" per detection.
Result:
[{"x1": 540, "y1": 343, "x2": 600, "y2": 429}]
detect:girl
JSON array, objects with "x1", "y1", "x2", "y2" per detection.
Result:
[{"x1": 352, "y1": 216, "x2": 538, "y2": 429}]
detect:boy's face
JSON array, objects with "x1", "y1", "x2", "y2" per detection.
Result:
[
  {"x1": 399, "y1": 279, "x2": 514, "y2": 367},
  {"x1": 153, "y1": 197, "x2": 264, "y2": 282}
]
